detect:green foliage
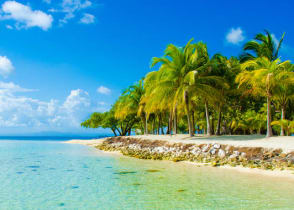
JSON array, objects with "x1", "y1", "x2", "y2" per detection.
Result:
[
  {"x1": 82, "y1": 30, "x2": 294, "y2": 137},
  {"x1": 240, "y1": 30, "x2": 285, "y2": 62},
  {"x1": 81, "y1": 108, "x2": 140, "y2": 136},
  {"x1": 271, "y1": 120, "x2": 294, "y2": 136}
]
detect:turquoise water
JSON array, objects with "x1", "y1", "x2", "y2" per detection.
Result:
[{"x1": 1, "y1": 140, "x2": 294, "y2": 209}]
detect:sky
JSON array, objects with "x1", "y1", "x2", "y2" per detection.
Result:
[{"x1": 0, "y1": 0, "x2": 294, "y2": 135}]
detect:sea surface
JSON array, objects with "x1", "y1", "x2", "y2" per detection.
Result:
[{"x1": 1, "y1": 138, "x2": 294, "y2": 209}]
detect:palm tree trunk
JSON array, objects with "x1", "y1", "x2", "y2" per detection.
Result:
[
  {"x1": 216, "y1": 106, "x2": 222, "y2": 136},
  {"x1": 184, "y1": 91, "x2": 193, "y2": 137},
  {"x1": 160, "y1": 113, "x2": 164, "y2": 135},
  {"x1": 205, "y1": 100, "x2": 212, "y2": 136},
  {"x1": 157, "y1": 114, "x2": 161, "y2": 135},
  {"x1": 258, "y1": 127, "x2": 261, "y2": 135},
  {"x1": 152, "y1": 117, "x2": 155, "y2": 134},
  {"x1": 266, "y1": 95, "x2": 273, "y2": 137},
  {"x1": 111, "y1": 128, "x2": 117, "y2": 137},
  {"x1": 280, "y1": 105, "x2": 285, "y2": 136},
  {"x1": 191, "y1": 111, "x2": 195, "y2": 135},
  {"x1": 173, "y1": 104, "x2": 178, "y2": 135},
  {"x1": 145, "y1": 115, "x2": 148, "y2": 135},
  {"x1": 211, "y1": 117, "x2": 215, "y2": 135},
  {"x1": 229, "y1": 121, "x2": 233, "y2": 135},
  {"x1": 141, "y1": 114, "x2": 147, "y2": 135},
  {"x1": 168, "y1": 110, "x2": 172, "y2": 135}
]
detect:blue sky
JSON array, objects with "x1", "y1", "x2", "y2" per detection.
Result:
[{"x1": 0, "y1": 0, "x2": 293, "y2": 135}]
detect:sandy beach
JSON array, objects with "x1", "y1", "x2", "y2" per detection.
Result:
[{"x1": 67, "y1": 135, "x2": 294, "y2": 152}]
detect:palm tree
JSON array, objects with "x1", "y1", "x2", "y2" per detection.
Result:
[
  {"x1": 141, "y1": 70, "x2": 171, "y2": 134},
  {"x1": 273, "y1": 63, "x2": 294, "y2": 135},
  {"x1": 271, "y1": 120, "x2": 294, "y2": 136},
  {"x1": 151, "y1": 39, "x2": 202, "y2": 136},
  {"x1": 240, "y1": 30, "x2": 285, "y2": 62},
  {"x1": 115, "y1": 80, "x2": 145, "y2": 134},
  {"x1": 151, "y1": 39, "x2": 224, "y2": 137},
  {"x1": 236, "y1": 57, "x2": 290, "y2": 137}
]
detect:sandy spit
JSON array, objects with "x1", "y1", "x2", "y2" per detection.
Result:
[{"x1": 66, "y1": 135, "x2": 294, "y2": 179}]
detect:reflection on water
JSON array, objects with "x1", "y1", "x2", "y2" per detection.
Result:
[{"x1": 0, "y1": 140, "x2": 294, "y2": 209}]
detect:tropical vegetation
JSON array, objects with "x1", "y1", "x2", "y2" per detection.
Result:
[{"x1": 82, "y1": 30, "x2": 294, "y2": 137}]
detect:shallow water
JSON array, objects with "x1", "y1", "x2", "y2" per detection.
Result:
[{"x1": 0, "y1": 140, "x2": 294, "y2": 209}]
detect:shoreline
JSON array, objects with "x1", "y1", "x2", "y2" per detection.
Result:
[{"x1": 66, "y1": 135, "x2": 294, "y2": 179}]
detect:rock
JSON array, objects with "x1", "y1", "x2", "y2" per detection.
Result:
[
  {"x1": 202, "y1": 145, "x2": 210, "y2": 152},
  {"x1": 225, "y1": 145, "x2": 231, "y2": 151},
  {"x1": 210, "y1": 148, "x2": 217, "y2": 155},
  {"x1": 218, "y1": 149, "x2": 226, "y2": 159},
  {"x1": 241, "y1": 152, "x2": 246, "y2": 158},
  {"x1": 154, "y1": 147, "x2": 165, "y2": 153},
  {"x1": 233, "y1": 151, "x2": 240, "y2": 156},
  {"x1": 280, "y1": 153, "x2": 287, "y2": 158},
  {"x1": 191, "y1": 148, "x2": 201, "y2": 156},
  {"x1": 229, "y1": 154, "x2": 237, "y2": 160},
  {"x1": 213, "y1": 144, "x2": 221, "y2": 149},
  {"x1": 287, "y1": 157, "x2": 294, "y2": 165}
]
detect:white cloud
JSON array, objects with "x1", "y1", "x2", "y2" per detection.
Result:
[
  {"x1": 226, "y1": 27, "x2": 245, "y2": 45},
  {"x1": 62, "y1": 89, "x2": 90, "y2": 112},
  {"x1": 97, "y1": 86, "x2": 111, "y2": 95},
  {"x1": 0, "y1": 56, "x2": 14, "y2": 77},
  {"x1": 59, "y1": 0, "x2": 92, "y2": 25},
  {"x1": 80, "y1": 13, "x2": 95, "y2": 24},
  {"x1": 0, "y1": 86, "x2": 100, "y2": 129},
  {"x1": 0, "y1": 81, "x2": 36, "y2": 93},
  {"x1": 0, "y1": 1, "x2": 53, "y2": 31}
]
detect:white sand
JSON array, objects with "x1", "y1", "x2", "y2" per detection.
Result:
[
  {"x1": 66, "y1": 135, "x2": 294, "y2": 153},
  {"x1": 65, "y1": 138, "x2": 107, "y2": 147}
]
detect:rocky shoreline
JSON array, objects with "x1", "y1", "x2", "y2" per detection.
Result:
[{"x1": 97, "y1": 137, "x2": 294, "y2": 171}]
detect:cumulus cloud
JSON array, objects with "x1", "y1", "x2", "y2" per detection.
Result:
[
  {"x1": 59, "y1": 0, "x2": 92, "y2": 25},
  {"x1": 62, "y1": 89, "x2": 90, "y2": 112},
  {"x1": 0, "y1": 85, "x2": 100, "y2": 129},
  {"x1": 0, "y1": 1, "x2": 53, "y2": 31},
  {"x1": 0, "y1": 56, "x2": 14, "y2": 77},
  {"x1": 97, "y1": 86, "x2": 111, "y2": 95},
  {"x1": 80, "y1": 13, "x2": 95, "y2": 24},
  {"x1": 226, "y1": 27, "x2": 245, "y2": 45},
  {"x1": 0, "y1": 90, "x2": 58, "y2": 127}
]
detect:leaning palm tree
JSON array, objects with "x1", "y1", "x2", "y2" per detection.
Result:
[
  {"x1": 236, "y1": 57, "x2": 290, "y2": 137},
  {"x1": 240, "y1": 30, "x2": 285, "y2": 62}
]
